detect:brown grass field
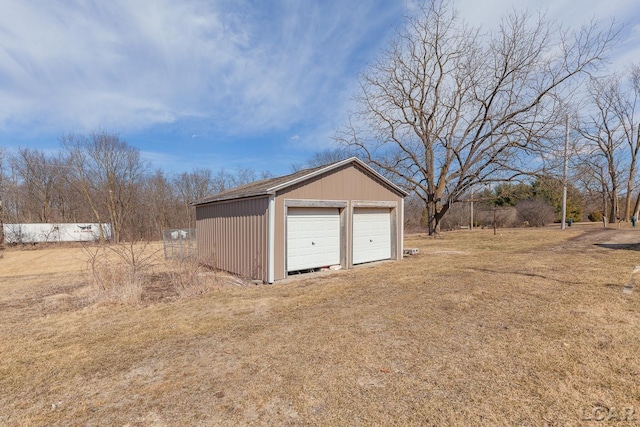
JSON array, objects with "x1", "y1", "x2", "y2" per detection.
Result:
[{"x1": 1, "y1": 225, "x2": 639, "y2": 426}]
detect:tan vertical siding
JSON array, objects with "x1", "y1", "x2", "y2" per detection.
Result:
[
  {"x1": 195, "y1": 197, "x2": 269, "y2": 282},
  {"x1": 195, "y1": 162, "x2": 404, "y2": 283}
]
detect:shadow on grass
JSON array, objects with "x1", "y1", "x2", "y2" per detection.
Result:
[
  {"x1": 468, "y1": 267, "x2": 586, "y2": 285},
  {"x1": 594, "y1": 243, "x2": 640, "y2": 251}
]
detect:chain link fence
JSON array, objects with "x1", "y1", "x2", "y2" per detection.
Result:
[{"x1": 162, "y1": 228, "x2": 196, "y2": 260}]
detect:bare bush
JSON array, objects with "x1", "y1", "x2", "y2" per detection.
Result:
[
  {"x1": 84, "y1": 241, "x2": 160, "y2": 304},
  {"x1": 166, "y1": 256, "x2": 214, "y2": 298},
  {"x1": 83, "y1": 242, "x2": 229, "y2": 303},
  {"x1": 473, "y1": 207, "x2": 519, "y2": 229},
  {"x1": 516, "y1": 198, "x2": 556, "y2": 227}
]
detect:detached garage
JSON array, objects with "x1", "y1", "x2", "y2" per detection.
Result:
[{"x1": 192, "y1": 157, "x2": 408, "y2": 283}]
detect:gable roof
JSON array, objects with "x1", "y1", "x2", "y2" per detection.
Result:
[{"x1": 191, "y1": 157, "x2": 409, "y2": 206}]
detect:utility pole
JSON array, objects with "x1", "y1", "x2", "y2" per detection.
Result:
[{"x1": 561, "y1": 115, "x2": 569, "y2": 230}]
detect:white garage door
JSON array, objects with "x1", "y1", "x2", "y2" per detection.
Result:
[
  {"x1": 353, "y1": 208, "x2": 391, "y2": 265},
  {"x1": 287, "y1": 208, "x2": 341, "y2": 272}
]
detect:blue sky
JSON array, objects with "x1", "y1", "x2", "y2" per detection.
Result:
[{"x1": 1, "y1": 0, "x2": 639, "y2": 176}]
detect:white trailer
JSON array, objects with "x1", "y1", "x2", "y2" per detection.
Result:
[{"x1": 2, "y1": 223, "x2": 112, "y2": 244}]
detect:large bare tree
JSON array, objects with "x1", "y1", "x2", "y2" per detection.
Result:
[
  {"x1": 10, "y1": 148, "x2": 66, "y2": 223},
  {"x1": 291, "y1": 148, "x2": 352, "y2": 172},
  {"x1": 61, "y1": 131, "x2": 147, "y2": 242},
  {"x1": 173, "y1": 168, "x2": 214, "y2": 229},
  {"x1": 576, "y1": 68, "x2": 640, "y2": 222},
  {"x1": 629, "y1": 67, "x2": 640, "y2": 219},
  {"x1": 337, "y1": 0, "x2": 617, "y2": 234}
]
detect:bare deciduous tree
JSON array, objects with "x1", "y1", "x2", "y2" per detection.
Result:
[
  {"x1": 516, "y1": 198, "x2": 556, "y2": 227},
  {"x1": 291, "y1": 148, "x2": 352, "y2": 172},
  {"x1": 576, "y1": 69, "x2": 640, "y2": 222},
  {"x1": 337, "y1": 0, "x2": 617, "y2": 234},
  {"x1": 174, "y1": 168, "x2": 214, "y2": 229},
  {"x1": 61, "y1": 131, "x2": 147, "y2": 242},
  {"x1": 10, "y1": 148, "x2": 65, "y2": 223},
  {"x1": 142, "y1": 170, "x2": 177, "y2": 237}
]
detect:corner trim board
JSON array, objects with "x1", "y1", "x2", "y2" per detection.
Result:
[
  {"x1": 400, "y1": 198, "x2": 405, "y2": 259},
  {"x1": 268, "y1": 195, "x2": 275, "y2": 283}
]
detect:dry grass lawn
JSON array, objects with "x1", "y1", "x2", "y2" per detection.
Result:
[{"x1": 1, "y1": 226, "x2": 639, "y2": 426}]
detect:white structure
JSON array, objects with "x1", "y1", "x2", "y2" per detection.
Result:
[
  {"x1": 352, "y1": 208, "x2": 392, "y2": 265},
  {"x1": 169, "y1": 229, "x2": 189, "y2": 240},
  {"x1": 286, "y1": 207, "x2": 341, "y2": 271},
  {"x1": 3, "y1": 223, "x2": 112, "y2": 244}
]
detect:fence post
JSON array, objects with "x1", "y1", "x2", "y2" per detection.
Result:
[{"x1": 162, "y1": 230, "x2": 168, "y2": 260}]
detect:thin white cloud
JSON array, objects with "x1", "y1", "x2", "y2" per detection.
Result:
[
  {"x1": 140, "y1": 150, "x2": 180, "y2": 168},
  {"x1": 0, "y1": 0, "x2": 399, "y2": 138},
  {"x1": 0, "y1": 0, "x2": 226, "y2": 131},
  {"x1": 1, "y1": 0, "x2": 639, "y2": 174},
  {"x1": 454, "y1": 0, "x2": 637, "y2": 29},
  {"x1": 451, "y1": 0, "x2": 640, "y2": 75}
]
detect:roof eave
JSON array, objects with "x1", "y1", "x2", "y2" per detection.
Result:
[{"x1": 190, "y1": 190, "x2": 274, "y2": 206}]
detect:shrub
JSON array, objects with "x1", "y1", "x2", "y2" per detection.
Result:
[
  {"x1": 166, "y1": 256, "x2": 214, "y2": 298},
  {"x1": 588, "y1": 210, "x2": 603, "y2": 222},
  {"x1": 516, "y1": 198, "x2": 556, "y2": 227},
  {"x1": 84, "y1": 241, "x2": 159, "y2": 304}
]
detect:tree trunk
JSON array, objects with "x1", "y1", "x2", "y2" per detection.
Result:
[
  {"x1": 625, "y1": 181, "x2": 633, "y2": 221},
  {"x1": 609, "y1": 187, "x2": 618, "y2": 224},
  {"x1": 423, "y1": 199, "x2": 449, "y2": 235},
  {"x1": 633, "y1": 192, "x2": 640, "y2": 219},
  {"x1": 426, "y1": 199, "x2": 437, "y2": 235},
  {"x1": 629, "y1": 125, "x2": 640, "y2": 221},
  {"x1": 625, "y1": 154, "x2": 636, "y2": 221}
]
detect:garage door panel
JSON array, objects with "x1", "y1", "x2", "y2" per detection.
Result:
[
  {"x1": 287, "y1": 208, "x2": 340, "y2": 272},
  {"x1": 353, "y1": 208, "x2": 391, "y2": 265}
]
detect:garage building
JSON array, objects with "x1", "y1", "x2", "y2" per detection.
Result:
[{"x1": 192, "y1": 157, "x2": 408, "y2": 283}]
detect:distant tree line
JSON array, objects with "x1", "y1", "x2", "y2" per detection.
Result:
[
  {"x1": 0, "y1": 131, "x2": 271, "y2": 242},
  {"x1": 402, "y1": 179, "x2": 553, "y2": 232}
]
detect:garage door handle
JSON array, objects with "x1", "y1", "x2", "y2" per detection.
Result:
[
  {"x1": 312, "y1": 241, "x2": 315, "y2": 245},
  {"x1": 370, "y1": 239, "x2": 373, "y2": 242}
]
